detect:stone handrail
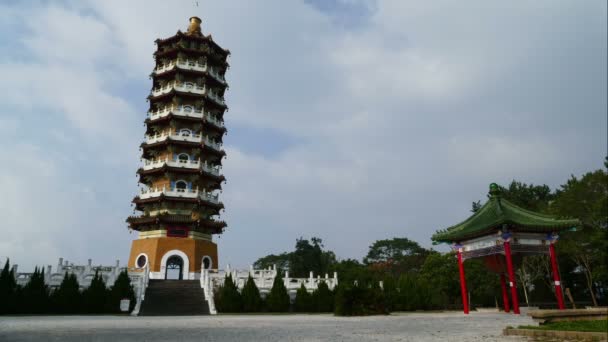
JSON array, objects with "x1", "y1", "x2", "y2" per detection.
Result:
[
  {"x1": 129, "y1": 264, "x2": 150, "y2": 316},
  {"x1": 200, "y1": 268, "x2": 217, "y2": 314}
]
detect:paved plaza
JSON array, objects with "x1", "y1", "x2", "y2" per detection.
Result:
[{"x1": 0, "y1": 311, "x2": 535, "y2": 341}]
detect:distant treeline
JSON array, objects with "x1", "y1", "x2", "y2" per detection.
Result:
[
  {"x1": 0, "y1": 262, "x2": 135, "y2": 315},
  {"x1": 246, "y1": 162, "x2": 607, "y2": 315}
]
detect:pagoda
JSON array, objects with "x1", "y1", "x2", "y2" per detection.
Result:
[
  {"x1": 432, "y1": 183, "x2": 580, "y2": 314},
  {"x1": 127, "y1": 17, "x2": 230, "y2": 280}
]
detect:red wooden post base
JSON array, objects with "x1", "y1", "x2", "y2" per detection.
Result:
[
  {"x1": 549, "y1": 243, "x2": 566, "y2": 310},
  {"x1": 457, "y1": 249, "x2": 469, "y2": 314},
  {"x1": 503, "y1": 241, "x2": 520, "y2": 314},
  {"x1": 500, "y1": 273, "x2": 510, "y2": 313}
]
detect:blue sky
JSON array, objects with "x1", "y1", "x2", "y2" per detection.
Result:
[{"x1": 0, "y1": 0, "x2": 606, "y2": 271}]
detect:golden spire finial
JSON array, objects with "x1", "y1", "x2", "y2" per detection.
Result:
[{"x1": 186, "y1": 16, "x2": 202, "y2": 36}]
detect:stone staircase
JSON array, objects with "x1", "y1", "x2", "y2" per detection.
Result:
[{"x1": 139, "y1": 280, "x2": 210, "y2": 316}]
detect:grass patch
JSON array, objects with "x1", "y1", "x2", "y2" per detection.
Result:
[{"x1": 519, "y1": 319, "x2": 608, "y2": 333}]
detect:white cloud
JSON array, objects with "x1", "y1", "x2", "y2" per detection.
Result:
[{"x1": 0, "y1": 0, "x2": 605, "y2": 270}]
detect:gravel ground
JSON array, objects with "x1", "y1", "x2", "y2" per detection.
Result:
[{"x1": 0, "y1": 311, "x2": 534, "y2": 342}]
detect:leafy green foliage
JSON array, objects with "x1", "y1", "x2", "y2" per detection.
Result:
[
  {"x1": 265, "y1": 275, "x2": 290, "y2": 312},
  {"x1": 21, "y1": 267, "x2": 50, "y2": 314},
  {"x1": 51, "y1": 272, "x2": 82, "y2": 314},
  {"x1": 253, "y1": 253, "x2": 290, "y2": 274},
  {"x1": 334, "y1": 282, "x2": 387, "y2": 316},
  {"x1": 0, "y1": 259, "x2": 17, "y2": 314},
  {"x1": 294, "y1": 284, "x2": 312, "y2": 312},
  {"x1": 82, "y1": 270, "x2": 109, "y2": 313},
  {"x1": 312, "y1": 281, "x2": 334, "y2": 312},
  {"x1": 108, "y1": 270, "x2": 135, "y2": 313},
  {"x1": 215, "y1": 274, "x2": 242, "y2": 313},
  {"x1": 241, "y1": 275, "x2": 263, "y2": 312},
  {"x1": 363, "y1": 238, "x2": 432, "y2": 276}
]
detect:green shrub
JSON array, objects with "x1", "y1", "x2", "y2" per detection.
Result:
[
  {"x1": 312, "y1": 281, "x2": 334, "y2": 312},
  {"x1": 0, "y1": 259, "x2": 17, "y2": 314},
  {"x1": 265, "y1": 275, "x2": 290, "y2": 312},
  {"x1": 51, "y1": 272, "x2": 82, "y2": 314},
  {"x1": 216, "y1": 274, "x2": 242, "y2": 313},
  {"x1": 294, "y1": 284, "x2": 312, "y2": 312},
  {"x1": 82, "y1": 270, "x2": 109, "y2": 313},
  {"x1": 21, "y1": 267, "x2": 50, "y2": 314},
  {"x1": 334, "y1": 282, "x2": 388, "y2": 316},
  {"x1": 108, "y1": 270, "x2": 135, "y2": 313},
  {"x1": 241, "y1": 275, "x2": 263, "y2": 312}
]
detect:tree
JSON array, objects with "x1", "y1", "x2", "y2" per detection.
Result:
[
  {"x1": 294, "y1": 284, "x2": 312, "y2": 312},
  {"x1": 241, "y1": 275, "x2": 263, "y2": 312},
  {"x1": 265, "y1": 274, "x2": 290, "y2": 312},
  {"x1": 331, "y1": 259, "x2": 370, "y2": 285},
  {"x1": 22, "y1": 267, "x2": 50, "y2": 314},
  {"x1": 363, "y1": 238, "x2": 431, "y2": 276},
  {"x1": 253, "y1": 253, "x2": 291, "y2": 274},
  {"x1": 51, "y1": 272, "x2": 81, "y2": 314},
  {"x1": 551, "y1": 168, "x2": 608, "y2": 306},
  {"x1": 0, "y1": 259, "x2": 17, "y2": 314},
  {"x1": 289, "y1": 237, "x2": 336, "y2": 278},
  {"x1": 499, "y1": 181, "x2": 554, "y2": 212},
  {"x1": 418, "y1": 252, "x2": 459, "y2": 308},
  {"x1": 313, "y1": 281, "x2": 334, "y2": 312},
  {"x1": 215, "y1": 274, "x2": 242, "y2": 313},
  {"x1": 515, "y1": 256, "x2": 550, "y2": 306},
  {"x1": 82, "y1": 270, "x2": 109, "y2": 313},
  {"x1": 108, "y1": 270, "x2": 135, "y2": 313}
]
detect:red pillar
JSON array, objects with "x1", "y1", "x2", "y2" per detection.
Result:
[
  {"x1": 549, "y1": 243, "x2": 566, "y2": 310},
  {"x1": 457, "y1": 249, "x2": 469, "y2": 314},
  {"x1": 500, "y1": 273, "x2": 510, "y2": 313},
  {"x1": 503, "y1": 241, "x2": 520, "y2": 314}
]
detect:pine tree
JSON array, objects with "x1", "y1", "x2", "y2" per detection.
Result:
[
  {"x1": 83, "y1": 270, "x2": 109, "y2": 313},
  {"x1": 22, "y1": 267, "x2": 50, "y2": 314},
  {"x1": 216, "y1": 274, "x2": 242, "y2": 313},
  {"x1": 313, "y1": 280, "x2": 334, "y2": 312},
  {"x1": 294, "y1": 283, "x2": 312, "y2": 312},
  {"x1": 241, "y1": 275, "x2": 262, "y2": 312},
  {"x1": 51, "y1": 272, "x2": 82, "y2": 314},
  {"x1": 0, "y1": 259, "x2": 17, "y2": 314},
  {"x1": 108, "y1": 270, "x2": 136, "y2": 313},
  {"x1": 265, "y1": 274, "x2": 290, "y2": 312}
]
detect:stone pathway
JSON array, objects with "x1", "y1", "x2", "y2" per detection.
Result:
[{"x1": 0, "y1": 311, "x2": 534, "y2": 341}]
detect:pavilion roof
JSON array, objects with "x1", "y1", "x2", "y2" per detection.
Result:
[{"x1": 432, "y1": 183, "x2": 581, "y2": 244}]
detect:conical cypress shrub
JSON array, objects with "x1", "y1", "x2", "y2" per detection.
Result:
[
  {"x1": 83, "y1": 270, "x2": 109, "y2": 313},
  {"x1": 22, "y1": 267, "x2": 50, "y2": 314},
  {"x1": 313, "y1": 280, "x2": 334, "y2": 312},
  {"x1": 265, "y1": 275, "x2": 290, "y2": 312},
  {"x1": 216, "y1": 274, "x2": 242, "y2": 313},
  {"x1": 108, "y1": 270, "x2": 135, "y2": 313},
  {"x1": 294, "y1": 283, "x2": 312, "y2": 312},
  {"x1": 241, "y1": 275, "x2": 262, "y2": 312},
  {"x1": 0, "y1": 259, "x2": 17, "y2": 314},
  {"x1": 51, "y1": 272, "x2": 81, "y2": 314}
]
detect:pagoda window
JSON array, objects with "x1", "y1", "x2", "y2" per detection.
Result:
[
  {"x1": 179, "y1": 128, "x2": 192, "y2": 136},
  {"x1": 183, "y1": 105, "x2": 193, "y2": 113},
  {"x1": 177, "y1": 153, "x2": 190, "y2": 163},
  {"x1": 184, "y1": 82, "x2": 195, "y2": 89},
  {"x1": 175, "y1": 180, "x2": 188, "y2": 192}
]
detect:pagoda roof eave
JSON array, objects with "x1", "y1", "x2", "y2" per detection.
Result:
[
  {"x1": 154, "y1": 31, "x2": 230, "y2": 56},
  {"x1": 431, "y1": 184, "x2": 581, "y2": 244}
]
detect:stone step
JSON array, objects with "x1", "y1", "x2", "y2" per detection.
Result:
[{"x1": 139, "y1": 280, "x2": 210, "y2": 316}]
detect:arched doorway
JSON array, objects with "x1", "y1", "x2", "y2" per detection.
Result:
[{"x1": 165, "y1": 255, "x2": 184, "y2": 280}]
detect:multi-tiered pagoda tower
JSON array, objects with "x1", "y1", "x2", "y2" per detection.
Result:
[{"x1": 127, "y1": 17, "x2": 229, "y2": 280}]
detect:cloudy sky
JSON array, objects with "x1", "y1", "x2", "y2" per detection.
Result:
[{"x1": 0, "y1": 0, "x2": 606, "y2": 271}]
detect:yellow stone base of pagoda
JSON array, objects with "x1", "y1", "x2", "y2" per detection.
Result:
[{"x1": 128, "y1": 237, "x2": 218, "y2": 279}]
